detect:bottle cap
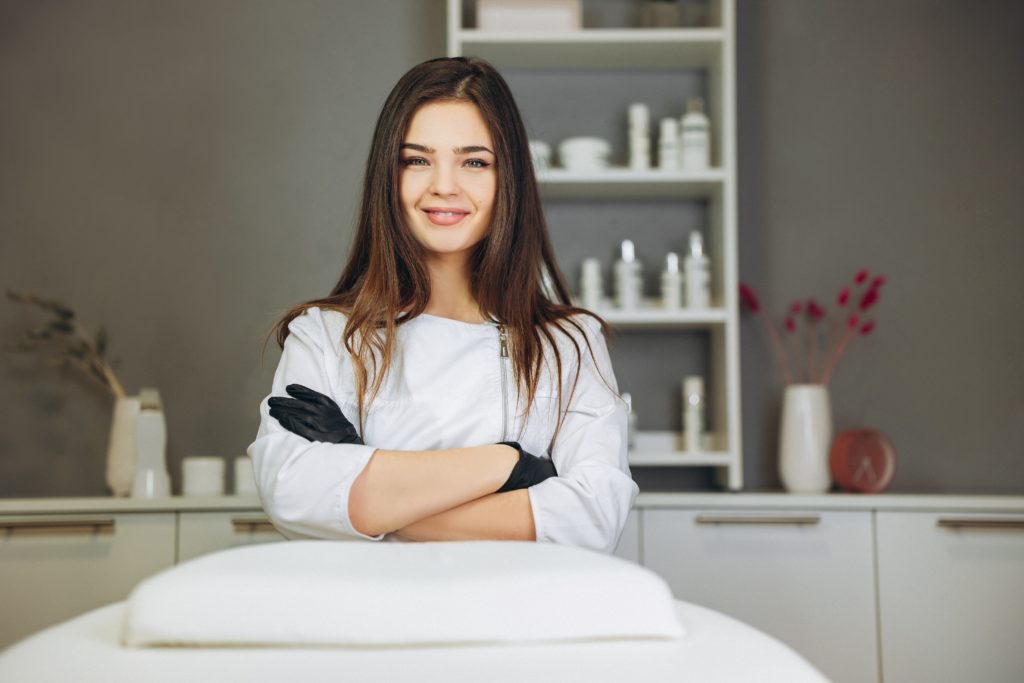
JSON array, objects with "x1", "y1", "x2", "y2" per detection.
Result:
[
  {"x1": 665, "y1": 252, "x2": 679, "y2": 273},
  {"x1": 689, "y1": 231, "x2": 704, "y2": 258},
  {"x1": 621, "y1": 239, "x2": 635, "y2": 263},
  {"x1": 628, "y1": 103, "x2": 649, "y2": 125},
  {"x1": 684, "y1": 376, "x2": 704, "y2": 402},
  {"x1": 687, "y1": 97, "x2": 706, "y2": 114}
]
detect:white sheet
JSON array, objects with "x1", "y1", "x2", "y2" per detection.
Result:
[{"x1": 0, "y1": 600, "x2": 828, "y2": 682}]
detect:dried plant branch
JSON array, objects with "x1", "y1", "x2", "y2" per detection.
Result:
[{"x1": 5, "y1": 289, "x2": 126, "y2": 399}]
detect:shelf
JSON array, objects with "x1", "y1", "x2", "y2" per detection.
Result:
[
  {"x1": 628, "y1": 430, "x2": 731, "y2": 467},
  {"x1": 456, "y1": 29, "x2": 724, "y2": 69},
  {"x1": 594, "y1": 304, "x2": 728, "y2": 329},
  {"x1": 537, "y1": 167, "x2": 724, "y2": 199}
]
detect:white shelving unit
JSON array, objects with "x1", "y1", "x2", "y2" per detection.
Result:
[{"x1": 447, "y1": 0, "x2": 742, "y2": 490}]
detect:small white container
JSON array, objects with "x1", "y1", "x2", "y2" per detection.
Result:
[
  {"x1": 680, "y1": 97, "x2": 711, "y2": 169},
  {"x1": 558, "y1": 136, "x2": 611, "y2": 171},
  {"x1": 660, "y1": 252, "x2": 683, "y2": 310},
  {"x1": 658, "y1": 117, "x2": 679, "y2": 170},
  {"x1": 182, "y1": 456, "x2": 225, "y2": 497},
  {"x1": 234, "y1": 455, "x2": 258, "y2": 496},
  {"x1": 580, "y1": 257, "x2": 604, "y2": 310},
  {"x1": 613, "y1": 239, "x2": 643, "y2": 310},
  {"x1": 477, "y1": 0, "x2": 582, "y2": 32},
  {"x1": 628, "y1": 103, "x2": 651, "y2": 171},
  {"x1": 684, "y1": 230, "x2": 710, "y2": 309},
  {"x1": 131, "y1": 388, "x2": 170, "y2": 499},
  {"x1": 529, "y1": 140, "x2": 551, "y2": 171},
  {"x1": 683, "y1": 376, "x2": 704, "y2": 452}
]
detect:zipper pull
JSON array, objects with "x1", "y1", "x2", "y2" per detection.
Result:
[{"x1": 498, "y1": 324, "x2": 509, "y2": 358}]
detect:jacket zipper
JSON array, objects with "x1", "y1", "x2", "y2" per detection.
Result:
[{"x1": 497, "y1": 323, "x2": 509, "y2": 441}]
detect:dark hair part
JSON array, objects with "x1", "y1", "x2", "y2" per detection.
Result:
[{"x1": 263, "y1": 56, "x2": 618, "y2": 447}]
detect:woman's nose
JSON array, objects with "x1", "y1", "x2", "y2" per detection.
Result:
[{"x1": 429, "y1": 165, "x2": 459, "y2": 197}]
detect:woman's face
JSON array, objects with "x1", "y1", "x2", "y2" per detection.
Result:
[{"x1": 399, "y1": 101, "x2": 497, "y2": 261}]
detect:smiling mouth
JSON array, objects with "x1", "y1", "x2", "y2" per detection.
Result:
[{"x1": 422, "y1": 208, "x2": 470, "y2": 226}]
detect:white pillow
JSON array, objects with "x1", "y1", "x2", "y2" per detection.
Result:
[{"x1": 121, "y1": 540, "x2": 685, "y2": 647}]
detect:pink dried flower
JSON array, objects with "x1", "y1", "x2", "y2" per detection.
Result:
[
  {"x1": 859, "y1": 320, "x2": 876, "y2": 336},
  {"x1": 859, "y1": 287, "x2": 880, "y2": 312},
  {"x1": 847, "y1": 313, "x2": 860, "y2": 329},
  {"x1": 837, "y1": 287, "x2": 850, "y2": 307},
  {"x1": 790, "y1": 300, "x2": 803, "y2": 314},
  {"x1": 854, "y1": 269, "x2": 869, "y2": 285},
  {"x1": 785, "y1": 316, "x2": 796, "y2": 333},
  {"x1": 806, "y1": 298, "x2": 826, "y2": 321},
  {"x1": 872, "y1": 275, "x2": 887, "y2": 288},
  {"x1": 739, "y1": 283, "x2": 761, "y2": 313}
]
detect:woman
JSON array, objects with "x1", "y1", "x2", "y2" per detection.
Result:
[{"x1": 247, "y1": 56, "x2": 638, "y2": 554}]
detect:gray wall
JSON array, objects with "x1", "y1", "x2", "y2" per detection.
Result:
[{"x1": 1, "y1": 0, "x2": 1021, "y2": 497}]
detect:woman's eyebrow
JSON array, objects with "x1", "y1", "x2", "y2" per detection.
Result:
[{"x1": 400, "y1": 143, "x2": 494, "y2": 155}]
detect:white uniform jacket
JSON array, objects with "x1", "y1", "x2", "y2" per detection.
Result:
[{"x1": 247, "y1": 306, "x2": 639, "y2": 555}]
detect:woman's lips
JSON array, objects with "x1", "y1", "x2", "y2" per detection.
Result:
[{"x1": 423, "y1": 208, "x2": 469, "y2": 226}]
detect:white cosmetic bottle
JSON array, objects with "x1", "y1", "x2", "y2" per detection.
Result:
[
  {"x1": 684, "y1": 230, "x2": 710, "y2": 309},
  {"x1": 613, "y1": 239, "x2": 643, "y2": 310},
  {"x1": 580, "y1": 257, "x2": 604, "y2": 310},
  {"x1": 131, "y1": 388, "x2": 171, "y2": 498},
  {"x1": 628, "y1": 103, "x2": 650, "y2": 171},
  {"x1": 658, "y1": 117, "x2": 679, "y2": 170},
  {"x1": 679, "y1": 97, "x2": 711, "y2": 169},
  {"x1": 660, "y1": 252, "x2": 683, "y2": 310},
  {"x1": 683, "y1": 376, "x2": 705, "y2": 452}
]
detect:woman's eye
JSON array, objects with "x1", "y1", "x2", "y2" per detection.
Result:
[
  {"x1": 400, "y1": 157, "x2": 427, "y2": 167},
  {"x1": 465, "y1": 158, "x2": 492, "y2": 169}
]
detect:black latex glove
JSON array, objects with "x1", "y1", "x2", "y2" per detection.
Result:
[
  {"x1": 496, "y1": 441, "x2": 558, "y2": 493},
  {"x1": 267, "y1": 384, "x2": 364, "y2": 445}
]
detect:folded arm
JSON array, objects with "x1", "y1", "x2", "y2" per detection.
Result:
[{"x1": 391, "y1": 488, "x2": 536, "y2": 542}]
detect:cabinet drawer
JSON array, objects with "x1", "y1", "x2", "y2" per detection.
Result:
[
  {"x1": 0, "y1": 511, "x2": 175, "y2": 649},
  {"x1": 178, "y1": 511, "x2": 286, "y2": 563},
  {"x1": 644, "y1": 508, "x2": 877, "y2": 683},
  {"x1": 876, "y1": 511, "x2": 1024, "y2": 683}
]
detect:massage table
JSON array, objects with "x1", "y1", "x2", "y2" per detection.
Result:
[{"x1": 0, "y1": 541, "x2": 828, "y2": 682}]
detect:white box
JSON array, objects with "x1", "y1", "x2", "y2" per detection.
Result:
[{"x1": 477, "y1": 0, "x2": 582, "y2": 31}]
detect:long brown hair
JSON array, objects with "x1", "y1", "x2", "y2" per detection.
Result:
[{"x1": 263, "y1": 56, "x2": 619, "y2": 446}]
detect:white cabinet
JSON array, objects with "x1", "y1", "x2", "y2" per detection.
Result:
[
  {"x1": 0, "y1": 511, "x2": 175, "y2": 649},
  {"x1": 642, "y1": 507, "x2": 878, "y2": 683},
  {"x1": 447, "y1": 0, "x2": 743, "y2": 490},
  {"x1": 177, "y1": 511, "x2": 285, "y2": 563},
  {"x1": 612, "y1": 507, "x2": 640, "y2": 564},
  {"x1": 876, "y1": 511, "x2": 1024, "y2": 683}
]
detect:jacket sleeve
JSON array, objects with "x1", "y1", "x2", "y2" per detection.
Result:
[
  {"x1": 526, "y1": 315, "x2": 640, "y2": 555},
  {"x1": 246, "y1": 307, "x2": 385, "y2": 541}
]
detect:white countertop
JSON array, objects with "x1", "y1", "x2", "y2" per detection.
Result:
[{"x1": 1, "y1": 492, "x2": 1022, "y2": 515}]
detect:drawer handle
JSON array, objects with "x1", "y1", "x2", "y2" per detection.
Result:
[
  {"x1": 695, "y1": 514, "x2": 821, "y2": 526},
  {"x1": 231, "y1": 516, "x2": 278, "y2": 533},
  {"x1": 1, "y1": 517, "x2": 116, "y2": 534},
  {"x1": 937, "y1": 518, "x2": 1024, "y2": 531}
]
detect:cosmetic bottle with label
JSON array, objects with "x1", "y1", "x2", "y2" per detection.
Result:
[
  {"x1": 683, "y1": 376, "x2": 704, "y2": 452},
  {"x1": 679, "y1": 97, "x2": 711, "y2": 169},
  {"x1": 614, "y1": 239, "x2": 643, "y2": 310},
  {"x1": 660, "y1": 252, "x2": 683, "y2": 310},
  {"x1": 580, "y1": 257, "x2": 603, "y2": 310},
  {"x1": 684, "y1": 230, "x2": 710, "y2": 309},
  {"x1": 658, "y1": 117, "x2": 679, "y2": 170},
  {"x1": 622, "y1": 392, "x2": 636, "y2": 451},
  {"x1": 628, "y1": 103, "x2": 650, "y2": 171}
]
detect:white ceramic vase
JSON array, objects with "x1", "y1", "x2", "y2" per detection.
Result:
[
  {"x1": 106, "y1": 395, "x2": 140, "y2": 497},
  {"x1": 778, "y1": 384, "x2": 833, "y2": 494}
]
